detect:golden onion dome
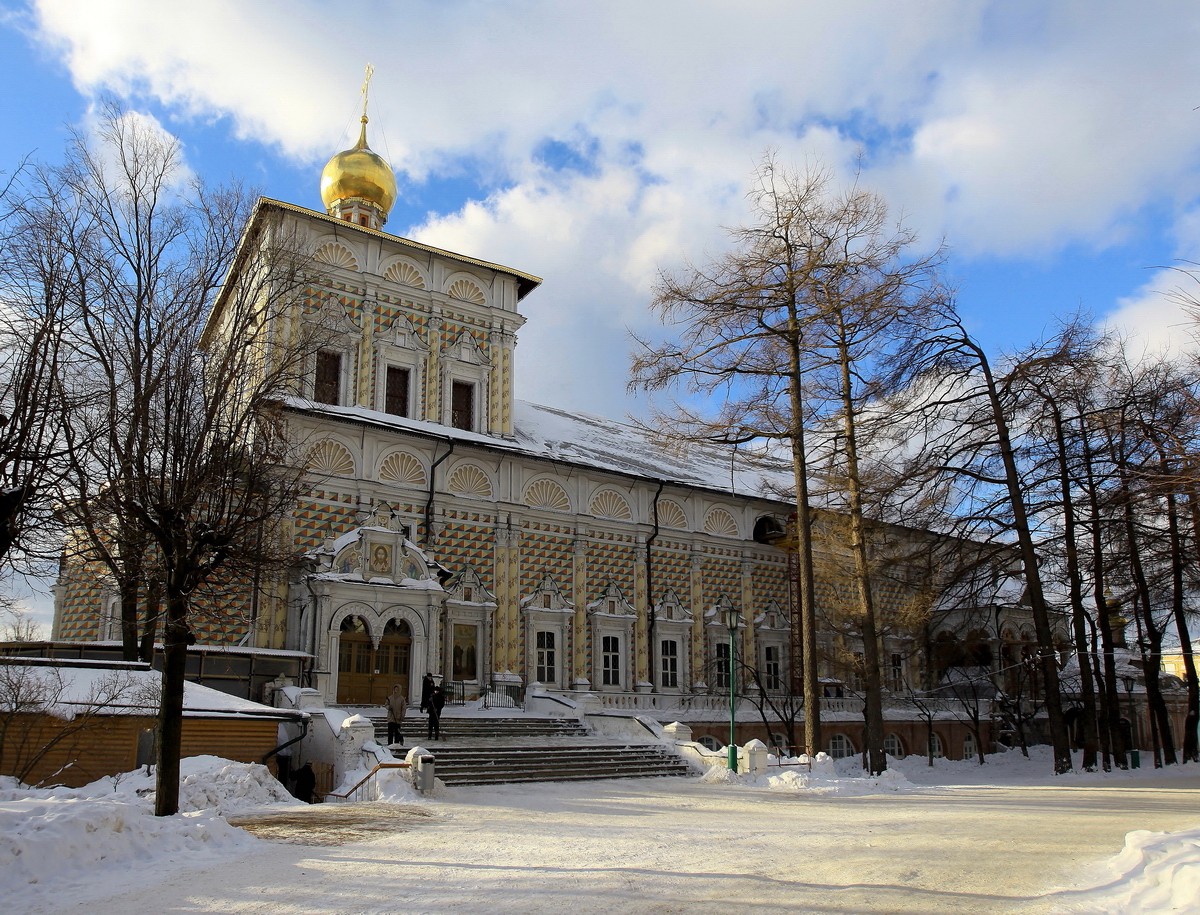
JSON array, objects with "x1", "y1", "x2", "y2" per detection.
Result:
[{"x1": 319, "y1": 116, "x2": 397, "y2": 217}]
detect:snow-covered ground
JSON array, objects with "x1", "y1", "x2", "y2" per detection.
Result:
[{"x1": 3, "y1": 749, "x2": 1198, "y2": 913}]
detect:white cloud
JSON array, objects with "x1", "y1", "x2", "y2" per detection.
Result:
[
  {"x1": 1104, "y1": 269, "x2": 1200, "y2": 359},
  {"x1": 23, "y1": 0, "x2": 1200, "y2": 414}
]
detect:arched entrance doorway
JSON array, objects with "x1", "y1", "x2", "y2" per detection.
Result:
[{"x1": 337, "y1": 616, "x2": 412, "y2": 704}]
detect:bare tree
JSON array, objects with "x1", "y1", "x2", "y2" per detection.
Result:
[
  {"x1": 630, "y1": 155, "x2": 826, "y2": 753},
  {"x1": 633, "y1": 159, "x2": 947, "y2": 764},
  {"x1": 32, "y1": 103, "x2": 319, "y2": 814},
  {"x1": 900, "y1": 312, "x2": 1075, "y2": 773},
  {"x1": 0, "y1": 158, "x2": 85, "y2": 580},
  {"x1": 0, "y1": 605, "x2": 42, "y2": 642}
]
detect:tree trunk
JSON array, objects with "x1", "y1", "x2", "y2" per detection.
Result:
[
  {"x1": 836, "y1": 322, "x2": 885, "y2": 774},
  {"x1": 979, "y1": 351, "x2": 1072, "y2": 773},
  {"x1": 787, "y1": 325, "x2": 821, "y2": 756},
  {"x1": 1119, "y1": 461, "x2": 1176, "y2": 765},
  {"x1": 154, "y1": 590, "x2": 189, "y2": 817},
  {"x1": 1166, "y1": 485, "x2": 1199, "y2": 762},
  {"x1": 1049, "y1": 404, "x2": 1099, "y2": 769},
  {"x1": 1081, "y1": 417, "x2": 1128, "y2": 768}
]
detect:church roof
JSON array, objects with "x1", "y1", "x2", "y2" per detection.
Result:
[
  {"x1": 262, "y1": 198, "x2": 543, "y2": 299},
  {"x1": 203, "y1": 197, "x2": 541, "y2": 349},
  {"x1": 288, "y1": 397, "x2": 796, "y2": 504}
]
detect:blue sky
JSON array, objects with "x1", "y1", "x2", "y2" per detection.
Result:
[{"x1": 3, "y1": 0, "x2": 1200, "y2": 623}]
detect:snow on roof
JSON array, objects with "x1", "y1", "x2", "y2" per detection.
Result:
[
  {"x1": 0, "y1": 661, "x2": 305, "y2": 720},
  {"x1": 288, "y1": 397, "x2": 796, "y2": 504},
  {"x1": 10, "y1": 640, "x2": 312, "y2": 660}
]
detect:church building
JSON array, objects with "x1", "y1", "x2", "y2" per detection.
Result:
[{"x1": 49, "y1": 109, "x2": 1028, "y2": 759}]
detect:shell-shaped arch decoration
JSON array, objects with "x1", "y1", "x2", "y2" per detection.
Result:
[
  {"x1": 384, "y1": 260, "x2": 426, "y2": 289},
  {"x1": 446, "y1": 278, "x2": 486, "y2": 305},
  {"x1": 379, "y1": 451, "x2": 427, "y2": 487},
  {"x1": 656, "y1": 499, "x2": 688, "y2": 530},
  {"x1": 313, "y1": 242, "x2": 359, "y2": 271},
  {"x1": 446, "y1": 464, "x2": 493, "y2": 499},
  {"x1": 703, "y1": 507, "x2": 739, "y2": 538},
  {"x1": 307, "y1": 439, "x2": 356, "y2": 477},
  {"x1": 590, "y1": 490, "x2": 633, "y2": 521},
  {"x1": 524, "y1": 479, "x2": 571, "y2": 512}
]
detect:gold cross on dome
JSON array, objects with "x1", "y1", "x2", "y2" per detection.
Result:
[{"x1": 361, "y1": 63, "x2": 375, "y2": 119}]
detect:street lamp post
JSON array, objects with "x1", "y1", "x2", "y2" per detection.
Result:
[
  {"x1": 1121, "y1": 675, "x2": 1140, "y2": 769},
  {"x1": 723, "y1": 605, "x2": 740, "y2": 772}
]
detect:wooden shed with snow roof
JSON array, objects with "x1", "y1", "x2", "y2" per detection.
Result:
[{"x1": 0, "y1": 658, "x2": 306, "y2": 788}]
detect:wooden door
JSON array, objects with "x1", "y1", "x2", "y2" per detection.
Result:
[{"x1": 336, "y1": 616, "x2": 412, "y2": 705}]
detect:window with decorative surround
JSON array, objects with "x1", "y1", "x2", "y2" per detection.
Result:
[
  {"x1": 451, "y1": 380, "x2": 475, "y2": 431},
  {"x1": 314, "y1": 349, "x2": 343, "y2": 405},
  {"x1": 536, "y1": 630, "x2": 557, "y2": 684},
  {"x1": 602, "y1": 635, "x2": 621, "y2": 687},
  {"x1": 660, "y1": 639, "x2": 678, "y2": 688}
]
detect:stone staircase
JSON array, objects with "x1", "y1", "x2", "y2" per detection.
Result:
[
  {"x1": 355, "y1": 711, "x2": 590, "y2": 745},
  {"x1": 349, "y1": 710, "x2": 692, "y2": 785},
  {"x1": 429, "y1": 739, "x2": 693, "y2": 786}
]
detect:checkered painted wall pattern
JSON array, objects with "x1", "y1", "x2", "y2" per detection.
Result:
[
  {"x1": 701, "y1": 556, "x2": 742, "y2": 609},
  {"x1": 752, "y1": 560, "x2": 789, "y2": 609},
  {"x1": 648, "y1": 544, "x2": 691, "y2": 599},
  {"x1": 434, "y1": 518, "x2": 497, "y2": 592},
  {"x1": 293, "y1": 498, "x2": 358, "y2": 550},
  {"x1": 519, "y1": 529, "x2": 574, "y2": 593},
  {"x1": 584, "y1": 539, "x2": 636, "y2": 595}
]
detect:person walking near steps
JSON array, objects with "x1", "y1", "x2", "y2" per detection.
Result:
[
  {"x1": 386, "y1": 685, "x2": 407, "y2": 746},
  {"x1": 427, "y1": 684, "x2": 445, "y2": 741}
]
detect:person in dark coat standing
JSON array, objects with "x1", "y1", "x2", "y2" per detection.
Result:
[
  {"x1": 293, "y1": 762, "x2": 316, "y2": 804},
  {"x1": 427, "y1": 684, "x2": 445, "y2": 741},
  {"x1": 419, "y1": 672, "x2": 435, "y2": 713}
]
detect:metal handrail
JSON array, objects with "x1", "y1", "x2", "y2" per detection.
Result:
[
  {"x1": 323, "y1": 761, "x2": 411, "y2": 803},
  {"x1": 483, "y1": 682, "x2": 524, "y2": 709},
  {"x1": 445, "y1": 680, "x2": 467, "y2": 705}
]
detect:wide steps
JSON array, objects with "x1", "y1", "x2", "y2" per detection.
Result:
[
  {"x1": 340, "y1": 710, "x2": 690, "y2": 785},
  {"x1": 430, "y1": 742, "x2": 692, "y2": 786},
  {"x1": 368, "y1": 714, "x2": 587, "y2": 744}
]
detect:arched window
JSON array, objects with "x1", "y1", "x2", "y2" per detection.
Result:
[
  {"x1": 827, "y1": 733, "x2": 855, "y2": 759},
  {"x1": 883, "y1": 733, "x2": 905, "y2": 759},
  {"x1": 929, "y1": 732, "x2": 944, "y2": 759}
]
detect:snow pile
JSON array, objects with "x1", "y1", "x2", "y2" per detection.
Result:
[
  {"x1": 1, "y1": 795, "x2": 250, "y2": 894},
  {"x1": 1059, "y1": 825, "x2": 1200, "y2": 913},
  {"x1": 764, "y1": 764, "x2": 913, "y2": 795},
  {"x1": 175, "y1": 756, "x2": 302, "y2": 814},
  {"x1": 1, "y1": 756, "x2": 302, "y2": 902},
  {"x1": 375, "y1": 767, "x2": 425, "y2": 801},
  {"x1": 700, "y1": 751, "x2": 914, "y2": 794}
]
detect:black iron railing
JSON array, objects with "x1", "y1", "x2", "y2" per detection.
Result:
[
  {"x1": 483, "y1": 682, "x2": 524, "y2": 710},
  {"x1": 445, "y1": 679, "x2": 467, "y2": 705}
]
